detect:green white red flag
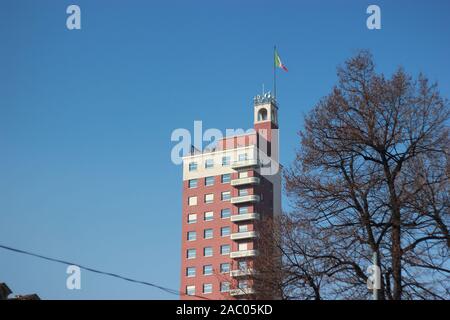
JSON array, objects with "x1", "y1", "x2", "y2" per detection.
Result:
[{"x1": 274, "y1": 49, "x2": 288, "y2": 72}]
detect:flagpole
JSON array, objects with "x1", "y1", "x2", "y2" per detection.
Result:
[{"x1": 273, "y1": 45, "x2": 277, "y2": 100}]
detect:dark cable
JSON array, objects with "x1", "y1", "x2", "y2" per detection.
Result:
[{"x1": 0, "y1": 243, "x2": 209, "y2": 300}]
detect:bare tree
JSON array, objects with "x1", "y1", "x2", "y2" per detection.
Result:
[
  {"x1": 253, "y1": 215, "x2": 285, "y2": 300},
  {"x1": 280, "y1": 51, "x2": 449, "y2": 300}
]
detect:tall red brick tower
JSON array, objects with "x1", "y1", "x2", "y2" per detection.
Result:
[{"x1": 180, "y1": 93, "x2": 281, "y2": 299}]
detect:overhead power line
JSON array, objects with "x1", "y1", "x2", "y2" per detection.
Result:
[{"x1": 0, "y1": 243, "x2": 209, "y2": 300}]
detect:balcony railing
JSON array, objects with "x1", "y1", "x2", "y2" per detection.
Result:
[
  {"x1": 230, "y1": 269, "x2": 255, "y2": 277},
  {"x1": 230, "y1": 195, "x2": 260, "y2": 204},
  {"x1": 230, "y1": 231, "x2": 258, "y2": 240},
  {"x1": 230, "y1": 212, "x2": 260, "y2": 222},
  {"x1": 230, "y1": 249, "x2": 258, "y2": 258},
  {"x1": 230, "y1": 177, "x2": 260, "y2": 186},
  {"x1": 229, "y1": 288, "x2": 255, "y2": 296},
  {"x1": 231, "y1": 159, "x2": 258, "y2": 169}
]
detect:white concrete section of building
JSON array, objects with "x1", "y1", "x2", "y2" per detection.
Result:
[
  {"x1": 230, "y1": 177, "x2": 260, "y2": 186},
  {"x1": 182, "y1": 145, "x2": 258, "y2": 181},
  {"x1": 230, "y1": 231, "x2": 258, "y2": 240},
  {"x1": 230, "y1": 250, "x2": 258, "y2": 258},
  {"x1": 231, "y1": 159, "x2": 259, "y2": 169},
  {"x1": 230, "y1": 195, "x2": 260, "y2": 204},
  {"x1": 229, "y1": 288, "x2": 255, "y2": 296},
  {"x1": 230, "y1": 269, "x2": 255, "y2": 277},
  {"x1": 230, "y1": 212, "x2": 260, "y2": 222}
]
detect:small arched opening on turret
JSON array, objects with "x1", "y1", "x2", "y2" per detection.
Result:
[{"x1": 258, "y1": 108, "x2": 268, "y2": 121}]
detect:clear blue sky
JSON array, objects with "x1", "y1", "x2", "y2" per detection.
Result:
[{"x1": 0, "y1": 0, "x2": 449, "y2": 299}]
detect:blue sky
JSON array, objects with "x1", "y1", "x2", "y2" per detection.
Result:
[{"x1": 0, "y1": 0, "x2": 449, "y2": 299}]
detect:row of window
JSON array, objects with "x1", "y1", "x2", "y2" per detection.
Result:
[
  {"x1": 188, "y1": 154, "x2": 249, "y2": 172},
  {"x1": 186, "y1": 280, "x2": 249, "y2": 295},
  {"x1": 186, "y1": 263, "x2": 228, "y2": 277},
  {"x1": 187, "y1": 245, "x2": 230, "y2": 259},
  {"x1": 187, "y1": 225, "x2": 250, "y2": 241},
  {"x1": 188, "y1": 174, "x2": 231, "y2": 188},
  {"x1": 186, "y1": 261, "x2": 248, "y2": 278},
  {"x1": 188, "y1": 170, "x2": 251, "y2": 189},
  {"x1": 187, "y1": 227, "x2": 231, "y2": 241},
  {"x1": 187, "y1": 191, "x2": 229, "y2": 206},
  {"x1": 188, "y1": 189, "x2": 252, "y2": 206},
  {"x1": 186, "y1": 243, "x2": 250, "y2": 259},
  {"x1": 186, "y1": 282, "x2": 229, "y2": 295},
  {"x1": 188, "y1": 171, "x2": 253, "y2": 189},
  {"x1": 187, "y1": 207, "x2": 250, "y2": 224}
]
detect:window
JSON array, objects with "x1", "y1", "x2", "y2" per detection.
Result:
[
  {"x1": 238, "y1": 189, "x2": 248, "y2": 196},
  {"x1": 222, "y1": 156, "x2": 231, "y2": 166},
  {"x1": 188, "y1": 196, "x2": 197, "y2": 206},
  {"x1": 238, "y1": 243, "x2": 248, "y2": 251},
  {"x1": 221, "y1": 208, "x2": 231, "y2": 219},
  {"x1": 238, "y1": 261, "x2": 247, "y2": 271},
  {"x1": 203, "y1": 283, "x2": 212, "y2": 294},
  {"x1": 188, "y1": 179, "x2": 198, "y2": 188},
  {"x1": 238, "y1": 207, "x2": 249, "y2": 214},
  {"x1": 205, "y1": 159, "x2": 214, "y2": 169},
  {"x1": 188, "y1": 162, "x2": 198, "y2": 171},
  {"x1": 186, "y1": 267, "x2": 196, "y2": 277},
  {"x1": 238, "y1": 225, "x2": 248, "y2": 233},
  {"x1": 186, "y1": 285, "x2": 195, "y2": 296},
  {"x1": 238, "y1": 171, "x2": 248, "y2": 179},
  {"x1": 204, "y1": 247, "x2": 213, "y2": 257},
  {"x1": 221, "y1": 174, "x2": 231, "y2": 183},
  {"x1": 203, "y1": 265, "x2": 213, "y2": 276},
  {"x1": 189, "y1": 162, "x2": 197, "y2": 171},
  {"x1": 204, "y1": 211, "x2": 213, "y2": 221},
  {"x1": 187, "y1": 231, "x2": 196, "y2": 241},
  {"x1": 205, "y1": 193, "x2": 214, "y2": 204},
  {"x1": 238, "y1": 280, "x2": 248, "y2": 290},
  {"x1": 221, "y1": 191, "x2": 231, "y2": 201},
  {"x1": 220, "y1": 282, "x2": 230, "y2": 293},
  {"x1": 188, "y1": 213, "x2": 197, "y2": 224},
  {"x1": 238, "y1": 153, "x2": 248, "y2": 161},
  {"x1": 258, "y1": 108, "x2": 268, "y2": 121},
  {"x1": 205, "y1": 176, "x2": 215, "y2": 186},
  {"x1": 187, "y1": 249, "x2": 196, "y2": 259},
  {"x1": 220, "y1": 263, "x2": 230, "y2": 273},
  {"x1": 204, "y1": 228, "x2": 213, "y2": 239},
  {"x1": 220, "y1": 244, "x2": 230, "y2": 255},
  {"x1": 221, "y1": 226, "x2": 230, "y2": 237}
]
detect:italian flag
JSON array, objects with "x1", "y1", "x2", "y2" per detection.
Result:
[{"x1": 274, "y1": 49, "x2": 288, "y2": 72}]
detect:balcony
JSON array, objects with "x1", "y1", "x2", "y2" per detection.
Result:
[
  {"x1": 231, "y1": 159, "x2": 258, "y2": 169},
  {"x1": 230, "y1": 195, "x2": 260, "y2": 204},
  {"x1": 230, "y1": 177, "x2": 260, "y2": 187},
  {"x1": 230, "y1": 231, "x2": 258, "y2": 240},
  {"x1": 230, "y1": 213, "x2": 260, "y2": 222},
  {"x1": 230, "y1": 269, "x2": 255, "y2": 277},
  {"x1": 229, "y1": 288, "x2": 255, "y2": 296},
  {"x1": 230, "y1": 249, "x2": 258, "y2": 258}
]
